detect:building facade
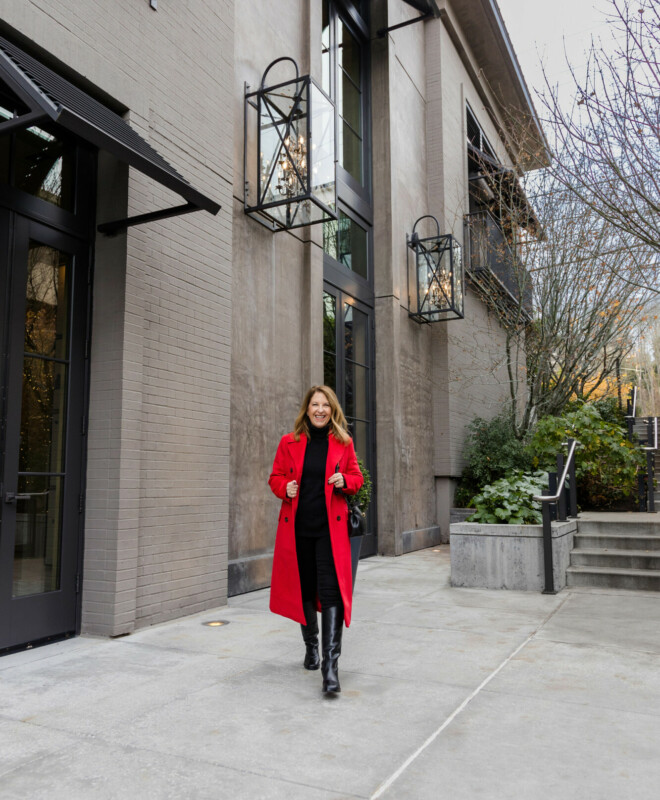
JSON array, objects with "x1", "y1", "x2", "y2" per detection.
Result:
[{"x1": 0, "y1": 0, "x2": 545, "y2": 652}]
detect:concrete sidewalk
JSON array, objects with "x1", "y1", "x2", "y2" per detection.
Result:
[{"x1": 1, "y1": 546, "x2": 659, "y2": 799}]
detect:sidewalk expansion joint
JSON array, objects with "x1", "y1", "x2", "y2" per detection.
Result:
[{"x1": 369, "y1": 592, "x2": 572, "y2": 799}]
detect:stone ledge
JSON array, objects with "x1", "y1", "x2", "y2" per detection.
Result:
[
  {"x1": 228, "y1": 553, "x2": 273, "y2": 597},
  {"x1": 402, "y1": 526, "x2": 443, "y2": 554},
  {"x1": 451, "y1": 520, "x2": 576, "y2": 539},
  {"x1": 450, "y1": 508, "x2": 473, "y2": 524}
]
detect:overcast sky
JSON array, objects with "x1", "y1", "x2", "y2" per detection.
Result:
[{"x1": 496, "y1": 0, "x2": 616, "y2": 106}]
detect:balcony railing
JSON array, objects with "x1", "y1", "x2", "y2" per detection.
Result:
[{"x1": 464, "y1": 210, "x2": 532, "y2": 317}]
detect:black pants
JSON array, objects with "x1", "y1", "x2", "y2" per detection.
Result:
[{"x1": 296, "y1": 535, "x2": 342, "y2": 609}]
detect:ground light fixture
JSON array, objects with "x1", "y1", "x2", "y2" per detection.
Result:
[
  {"x1": 244, "y1": 57, "x2": 337, "y2": 232},
  {"x1": 407, "y1": 215, "x2": 465, "y2": 322}
]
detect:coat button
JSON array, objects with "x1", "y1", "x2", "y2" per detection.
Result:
[
  {"x1": 337, "y1": 515, "x2": 341, "y2": 521},
  {"x1": 285, "y1": 517, "x2": 288, "y2": 522},
  {"x1": 290, "y1": 468, "x2": 293, "y2": 473}
]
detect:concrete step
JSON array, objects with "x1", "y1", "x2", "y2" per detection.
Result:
[
  {"x1": 566, "y1": 565, "x2": 660, "y2": 591},
  {"x1": 571, "y1": 548, "x2": 660, "y2": 570},
  {"x1": 574, "y1": 533, "x2": 660, "y2": 551},
  {"x1": 576, "y1": 519, "x2": 660, "y2": 538}
]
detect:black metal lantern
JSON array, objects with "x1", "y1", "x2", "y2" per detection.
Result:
[
  {"x1": 244, "y1": 57, "x2": 337, "y2": 232},
  {"x1": 407, "y1": 215, "x2": 464, "y2": 323}
]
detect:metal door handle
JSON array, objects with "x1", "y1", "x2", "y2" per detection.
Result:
[{"x1": 5, "y1": 491, "x2": 49, "y2": 503}]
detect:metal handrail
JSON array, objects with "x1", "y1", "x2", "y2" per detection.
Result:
[
  {"x1": 533, "y1": 438, "x2": 579, "y2": 595},
  {"x1": 533, "y1": 439, "x2": 578, "y2": 504},
  {"x1": 626, "y1": 387, "x2": 657, "y2": 511},
  {"x1": 642, "y1": 417, "x2": 658, "y2": 451}
]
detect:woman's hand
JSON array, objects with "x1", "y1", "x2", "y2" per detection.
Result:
[
  {"x1": 328, "y1": 472, "x2": 345, "y2": 490},
  {"x1": 286, "y1": 480, "x2": 299, "y2": 498}
]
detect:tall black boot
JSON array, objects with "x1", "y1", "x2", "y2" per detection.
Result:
[
  {"x1": 321, "y1": 605, "x2": 343, "y2": 693},
  {"x1": 300, "y1": 600, "x2": 320, "y2": 670}
]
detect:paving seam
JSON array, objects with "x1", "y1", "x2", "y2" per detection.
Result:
[{"x1": 368, "y1": 591, "x2": 572, "y2": 799}]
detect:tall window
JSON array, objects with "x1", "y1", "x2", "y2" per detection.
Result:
[
  {"x1": 320, "y1": 1, "x2": 376, "y2": 557},
  {"x1": 321, "y1": 0, "x2": 371, "y2": 283}
]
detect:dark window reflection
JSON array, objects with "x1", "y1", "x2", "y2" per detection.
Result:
[
  {"x1": 323, "y1": 292, "x2": 336, "y2": 352},
  {"x1": 338, "y1": 23, "x2": 360, "y2": 87},
  {"x1": 347, "y1": 418, "x2": 368, "y2": 464},
  {"x1": 13, "y1": 476, "x2": 63, "y2": 597},
  {"x1": 19, "y1": 243, "x2": 71, "y2": 477},
  {"x1": 14, "y1": 124, "x2": 75, "y2": 210},
  {"x1": 324, "y1": 353, "x2": 337, "y2": 392},
  {"x1": 340, "y1": 122, "x2": 362, "y2": 185},
  {"x1": 344, "y1": 361, "x2": 368, "y2": 420},
  {"x1": 20, "y1": 357, "x2": 68, "y2": 475},
  {"x1": 323, "y1": 292, "x2": 337, "y2": 390},
  {"x1": 323, "y1": 211, "x2": 368, "y2": 279},
  {"x1": 344, "y1": 304, "x2": 368, "y2": 364},
  {"x1": 0, "y1": 103, "x2": 11, "y2": 184},
  {"x1": 24, "y1": 243, "x2": 70, "y2": 360}
]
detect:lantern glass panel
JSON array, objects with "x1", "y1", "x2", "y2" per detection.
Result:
[
  {"x1": 453, "y1": 240, "x2": 464, "y2": 317},
  {"x1": 259, "y1": 77, "x2": 308, "y2": 210},
  {"x1": 416, "y1": 239, "x2": 451, "y2": 319},
  {"x1": 310, "y1": 82, "x2": 335, "y2": 217}
]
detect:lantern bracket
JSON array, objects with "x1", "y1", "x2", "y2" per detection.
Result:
[
  {"x1": 409, "y1": 214, "x2": 441, "y2": 247},
  {"x1": 260, "y1": 57, "x2": 300, "y2": 89}
]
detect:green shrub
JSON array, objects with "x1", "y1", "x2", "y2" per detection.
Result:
[
  {"x1": 565, "y1": 395, "x2": 626, "y2": 428},
  {"x1": 467, "y1": 471, "x2": 548, "y2": 525},
  {"x1": 528, "y1": 403, "x2": 644, "y2": 510},
  {"x1": 349, "y1": 456, "x2": 372, "y2": 512},
  {"x1": 454, "y1": 413, "x2": 534, "y2": 507}
]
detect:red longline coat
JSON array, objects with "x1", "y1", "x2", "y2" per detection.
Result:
[{"x1": 268, "y1": 430, "x2": 364, "y2": 627}]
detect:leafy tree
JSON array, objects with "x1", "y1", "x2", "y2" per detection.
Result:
[{"x1": 528, "y1": 403, "x2": 645, "y2": 509}]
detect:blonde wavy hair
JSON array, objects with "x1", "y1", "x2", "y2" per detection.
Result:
[{"x1": 293, "y1": 385, "x2": 350, "y2": 444}]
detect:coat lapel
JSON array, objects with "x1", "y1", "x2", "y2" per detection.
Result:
[
  {"x1": 286, "y1": 435, "x2": 307, "y2": 482},
  {"x1": 325, "y1": 434, "x2": 344, "y2": 504}
]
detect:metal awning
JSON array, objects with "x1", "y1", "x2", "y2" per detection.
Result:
[
  {"x1": 0, "y1": 35, "x2": 220, "y2": 234},
  {"x1": 377, "y1": 0, "x2": 441, "y2": 37}
]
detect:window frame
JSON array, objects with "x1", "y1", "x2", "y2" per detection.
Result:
[
  {"x1": 322, "y1": 0, "x2": 373, "y2": 297},
  {"x1": 323, "y1": 0, "x2": 372, "y2": 210}
]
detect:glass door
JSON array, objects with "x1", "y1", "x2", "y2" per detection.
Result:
[
  {"x1": 0, "y1": 213, "x2": 88, "y2": 651},
  {"x1": 323, "y1": 285, "x2": 376, "y2": 556}
]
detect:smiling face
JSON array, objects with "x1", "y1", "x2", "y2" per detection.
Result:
[{"x1": 307, "y1": 391, "x2": 332, "y2": 429}]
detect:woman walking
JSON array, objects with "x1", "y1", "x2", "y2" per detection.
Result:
[{"x1": 268, "y1": 385, "x2": 363, "y2": 694}]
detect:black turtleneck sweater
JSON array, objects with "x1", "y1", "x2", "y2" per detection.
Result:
[{"x1": 295, "y1": 423, "x2": 330, "y2": 537}]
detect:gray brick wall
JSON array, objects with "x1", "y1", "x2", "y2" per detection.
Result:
[{"x1": 0, "y1": 0, "x2": 234, "y2": 634}]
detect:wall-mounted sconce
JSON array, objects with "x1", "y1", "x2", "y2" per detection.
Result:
[
  {"x1": 407, "y1": 215, "x2": 464, "y2": 323},
  {"x1": 244, "y1": 57, "x2": 336, "y2": 232}
]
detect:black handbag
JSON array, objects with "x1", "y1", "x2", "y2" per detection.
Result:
[
  {"x1": 335, "y1": 462, "x2": 366, "y2": 538},
  {"x1": 346, "y1": 498, "x2": 366, "y2": 538}
]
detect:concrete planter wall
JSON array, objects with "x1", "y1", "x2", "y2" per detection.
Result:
[{"x1": 450, "y1": 520, "x2": 577, "y2": 591}]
